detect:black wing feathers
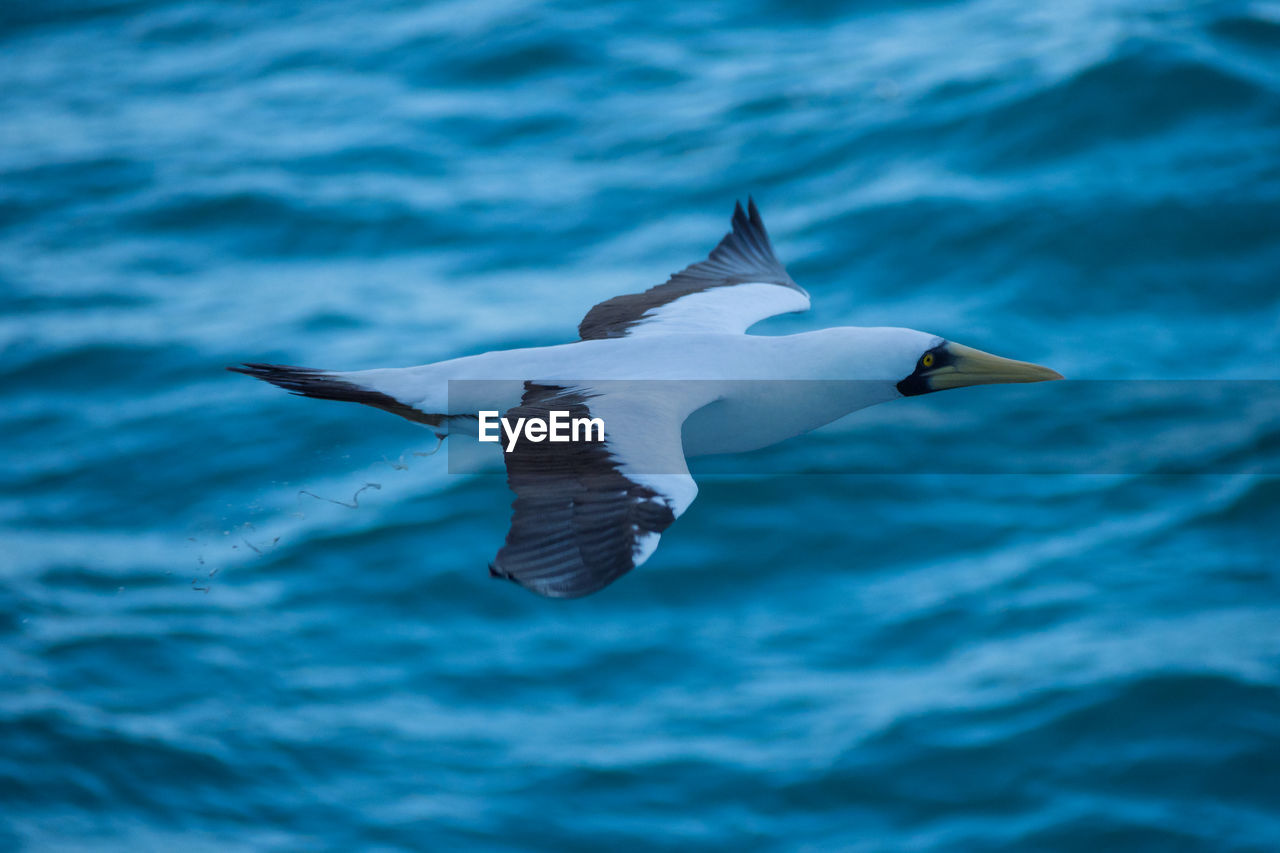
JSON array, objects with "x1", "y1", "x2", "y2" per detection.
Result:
[
  {"x1": 489, "y1": 384, "x2": 676, "y2": 598},
  {"x1": 228, "y1": 363, "x2": 443, "y2": 427},
  {"x1": 577, "y1": 198, "x2": 801, "y2": 340}
]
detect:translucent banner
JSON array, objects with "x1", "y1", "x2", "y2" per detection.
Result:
[{"x1": 443, "y1": 380, "x2": 1280, "y2": 475}]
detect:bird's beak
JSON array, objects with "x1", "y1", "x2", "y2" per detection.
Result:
[{"x1": 925, "y1": 342, "x2": 1064, "y2": 391}]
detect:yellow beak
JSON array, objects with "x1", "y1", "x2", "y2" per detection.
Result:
[{"x1": 925, "y1": 342, "x2": 1063, "y2": 391}]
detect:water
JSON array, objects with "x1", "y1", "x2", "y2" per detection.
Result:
[{"x1": 3, "y1": 0, "x2": 1280, "y2": 849}]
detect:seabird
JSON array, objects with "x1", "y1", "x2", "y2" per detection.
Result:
[{"x1": 231, "y1": 200, "x2": 1061, "y2": 598}]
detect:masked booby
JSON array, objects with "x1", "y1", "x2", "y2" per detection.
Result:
[{"x1": 231, "y1": 200, "x2": 1061, "y2": 598}]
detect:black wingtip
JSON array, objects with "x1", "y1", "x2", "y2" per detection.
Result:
[
  {"x1": 732, "y1": 196, "x2": 768, "y2": 237},
  {"x1": 228, "y1": 362, "x2": 272, "y2": 377},
  {"x1": 228, "y1": 361, "x2": 297, "y2": 373},
  {"x1": 227, "y1": 362, "x2": 325, "y2": 399},
  {"x1": 228, "y1": 361, "x2": 445, "y2": 427}
]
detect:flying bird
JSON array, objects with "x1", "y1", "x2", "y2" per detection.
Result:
[{"x1": 231, "y1": 200, "x2": 1061, "y2": 598}]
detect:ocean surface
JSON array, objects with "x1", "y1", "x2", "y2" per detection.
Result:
[{"x1": 3, "y1": 0, "x2": 1280, "y2": 849}]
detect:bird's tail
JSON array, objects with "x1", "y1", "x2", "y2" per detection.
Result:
[{"x1": 228, "y1": 362, "x2": 446, "y2": 430}]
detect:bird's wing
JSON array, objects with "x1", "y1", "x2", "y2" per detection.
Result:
[
  {"x1": 489, "y1": 382, "x2": 699, "y2": 598},
  {"x1": 578, "y1": 199, "x2": 810, "y2": 340}
]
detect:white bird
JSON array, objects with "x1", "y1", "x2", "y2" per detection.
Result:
[{"x1": 231, "y1": 200, "x2": 1061, "y2": 598}]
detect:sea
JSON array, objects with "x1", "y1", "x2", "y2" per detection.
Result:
[{"x1": 3, "y1": 0, "x2": 1279, "y2": 850}]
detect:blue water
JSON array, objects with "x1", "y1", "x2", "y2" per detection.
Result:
[{"x1": 4, "y1": 0, "x2": 1280, "y2": 849}]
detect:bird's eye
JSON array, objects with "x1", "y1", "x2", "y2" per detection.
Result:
[{"x1": 921, "y1": 353, "x2": 935, "y2": 368}]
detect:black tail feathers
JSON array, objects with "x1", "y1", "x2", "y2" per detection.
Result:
[{"x1": 228, "y1": 363, "x2": 443, "y2": 427}]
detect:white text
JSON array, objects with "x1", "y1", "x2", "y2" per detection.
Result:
[{"x1": 477, "y1": 410, "x2": 605, "y2": 452}]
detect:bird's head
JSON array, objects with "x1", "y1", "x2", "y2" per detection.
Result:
[{"x1": 894, "y1": 334, "x2": 1063, "y2": 396}]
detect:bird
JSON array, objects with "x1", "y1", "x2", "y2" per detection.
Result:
[{"x1": 230, "y1": 199, "x2": 1061, "y2": 598}]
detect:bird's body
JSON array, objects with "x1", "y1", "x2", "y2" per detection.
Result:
[
  {"x1": 232, "y1": 200, "x2": 1060, "y2": 598},
  {"x1": 333, "y1": 327, "x2": 926, "y2": 455}
]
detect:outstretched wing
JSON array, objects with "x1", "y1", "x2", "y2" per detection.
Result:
[
  {"x1": 489, "y1": 383, "x2": 699, "y2": 598},
  {"x1": 578, "y1": 198, "x2": 809, "y2": 340}
]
